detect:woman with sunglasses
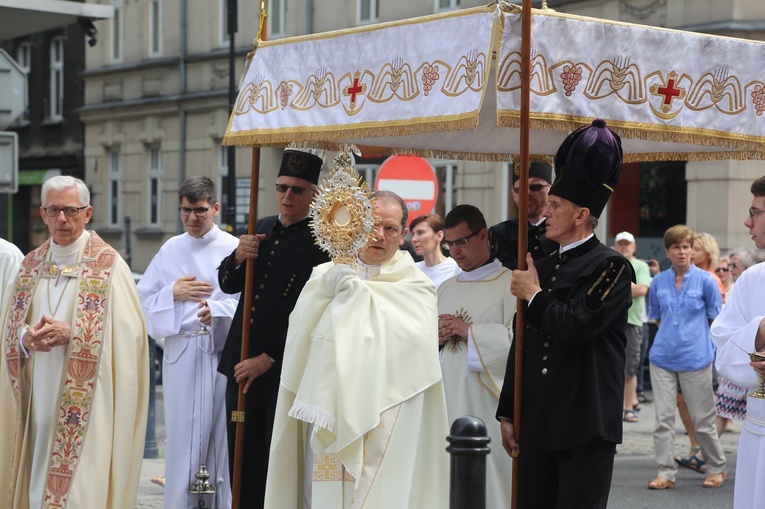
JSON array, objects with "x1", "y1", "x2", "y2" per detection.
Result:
[
  {"x1": 410, "y1": 214, "x2": 461, "y2": 289},
  {"x1": 715, "y1": 256, "x2": 734, "y2": 298}
]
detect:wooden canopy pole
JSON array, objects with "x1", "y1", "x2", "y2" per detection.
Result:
[
  {"x1": 231, "y1": 4, "x2": 267, "y2": 508},
  {"x1": 511, "y1": 1, "x2": 532, "y2": 508}
]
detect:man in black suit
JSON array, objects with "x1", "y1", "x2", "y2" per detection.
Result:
[
  {"x1": 497, "y1": 120, "x2": 633, "y2": 509},
  {"x1": 489, "y1": 161, "x2": 557, "y2": 270},
  {"x1": 218, "y1": 148, "x2": 330, "y2": 508}
]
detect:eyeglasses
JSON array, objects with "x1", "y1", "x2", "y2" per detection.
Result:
[
  {"x1": 178, "y1": 207, "x2": 211, "y2": 217},
  {"x1": 512, "y1": 183, "x2": 551, "y2": 194},
  {"x1": 749, "y1": 207, "x2": 765, "y2": 221},
  {"x1": 442, "y1": 230, "x2": 480, "y2": 251},
  {"x1": 275, "y1": 183, "x2": 315, "y2": 196},
  {"x1": 730, "y1": 262, "x2": 742, "y2": 269},
  {"x1": 714, "y1": 267, "x2": 729, "y2": 273},
  {"x1": 43, "y1": 206, "x2": 88, "y2": 217}
]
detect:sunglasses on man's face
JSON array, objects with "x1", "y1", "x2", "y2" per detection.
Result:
[
  {"x1": 512, "y1": 183, "x2": 551, "y2": 193},
  {"x1": 275, "y1": 183, "x2": 315, "y2": 196}
]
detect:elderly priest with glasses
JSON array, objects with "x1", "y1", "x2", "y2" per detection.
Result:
[
  {"x1": 217, "y1": 148, "x2": 330, "y2": 508},
  {"x1": 0, "y1": 175, "x2": 149, "y2": 508}
]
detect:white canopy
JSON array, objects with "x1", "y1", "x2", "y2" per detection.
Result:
[{"x1": 224, "y1": 5, "x2": 765, "y2": 162}]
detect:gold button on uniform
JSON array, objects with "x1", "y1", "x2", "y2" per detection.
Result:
[
  {"x1": 544, "y1": 342, "x2": 550, "y2": 348},
  {"x1": 542, "y1": 368, "x2": 548, "y2": 375},
  {"x1": 275, "y1": 240, "x2": 280, "y2": 245},
  {"x1": 543, "y1": 355, "x2": 548, "y2": 361},
  {"x1": 255, "y1": 295, "x2": 260, "y2": 301},
  {"x1": 551, "y1": 276, "x2": 557, "y2": 282},
  {"x1": 259, "y1": 284, "x2": 265, "y2": 289}
]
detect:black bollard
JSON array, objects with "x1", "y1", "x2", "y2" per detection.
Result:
[
  {"x1": 446, "y1": 415, "x2": 490, "y2": 509},
  {"x1": 143, "y1": 336, "x2": 159, "y2": 458}
]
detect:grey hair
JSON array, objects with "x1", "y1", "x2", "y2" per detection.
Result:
[
  {"x1": 41, "y1": 176, "x2": 90, "y2": 207},
  {"x1": 728, "y1": 247, "x2": 765, "y2": 270},
  {"x1": 373, "y1": 190, "x2": 408, "y2": 231},
  {"x1": 586, "y1": 215, "x2": 599, "y2": 230},
  {"x1": 179, "y1": 176, "x2": 218, "y2": 205}
]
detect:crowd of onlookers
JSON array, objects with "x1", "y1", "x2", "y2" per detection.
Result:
[{"x1": 613, "y1": 226, "x2": 765, "y2": 491}]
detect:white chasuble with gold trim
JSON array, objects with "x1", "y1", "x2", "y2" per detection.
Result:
[
  {"x1": 438, "y1": 262, "x2": 515, "y2": 509},
  {"x1": 0, "y1": 231, "x2": 149, "y2": 509},
  {"x1": 265, "y1": 251, "x2": 450, "y2": 509}
]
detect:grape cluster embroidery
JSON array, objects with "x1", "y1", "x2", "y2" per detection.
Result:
[
  {"x1": 560, "y1": 65, "x2": 583, "y2": 97},
  {"x1": 280, "y1": 83, "x2": 293, "y2": 110},
  {"x1": 752, "y1": 84, "x2": 765, "y2": 116},
  {"x1": 422, "y1": 64, "x2": 440, "y2": 96}
]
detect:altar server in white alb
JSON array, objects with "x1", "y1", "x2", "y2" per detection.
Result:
[
  {"x1": 438, "y1": 204, "x2": 515, "y2": 508},
  {"x1": 711, "y1": 175, "x2": 765, "y2": 509},
  {"x1": 138, "y1": 176, "x2": 240, "y2": 509},
  {"x1": 0, "y1": 176, "x2": 149, "y2": 508},
  {"x1": 264, "y1": 190, "x2": 449, "y2": 509}
]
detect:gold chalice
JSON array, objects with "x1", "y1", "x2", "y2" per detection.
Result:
[{"x1": 749, "y1": 351, "x2": 765, "y2": 399}]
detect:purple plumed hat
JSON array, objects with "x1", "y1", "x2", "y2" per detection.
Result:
[{"x1": 550, "y1": 119, "x2": 623, "y2": 218}]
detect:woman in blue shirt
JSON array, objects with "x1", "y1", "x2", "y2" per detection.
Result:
[{"x1": 646, "y1": 225, "x2": 727, "y2": 490}]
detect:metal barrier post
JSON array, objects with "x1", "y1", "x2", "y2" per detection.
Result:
[{"x1": 446, "y1": 415, "x2": 490, "y2": 509}]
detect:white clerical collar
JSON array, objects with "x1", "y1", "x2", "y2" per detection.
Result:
[
  {"x1": 457, "y1": 259, "x2": 503, "y2": 281},
  {"x1": 278, "y1": 213, "x2": 310, "y2": 228},
  {"x1": 531, "y1": 216, "x2": 546, "y2": 227},
  {"x1": 559, "y1": 233, "x2": 594, "y2": 255},
  {"x1": 356, "y1": 258, "x2": 381, "y2": 280},
  {"x1": 50, "y1": 231, "x2": 87, "y2": 259}
]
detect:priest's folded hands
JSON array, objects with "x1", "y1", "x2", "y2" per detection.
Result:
[
  {"x1": 23, "y1": 315, "x2": 71, "y2": 352},
  {"x1": 438, "y1": 313, "x2": 469, "y2": 345}
]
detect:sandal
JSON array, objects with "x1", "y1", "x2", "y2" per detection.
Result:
[
  {"x1": 702, "y1": 472, "x2": 727, "y2": 488},
  {"x1": 151, "y1": 475, "x2": 166, "y2": 488},
  {"x1": 674, "y1": 454, "x2": 707, "y2": 474},
  {"x1": 647, "y1": 477, "x2": 676, "y2": 490},
  {"x1": 623, "y1": 409, "x2": 639, "y2": 423}
]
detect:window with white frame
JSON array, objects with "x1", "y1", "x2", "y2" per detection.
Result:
[
  {"x1": 111, "y1": 0, "x2": 124, "y2": 62},
  {"x1": 149, "y1": 0, "x2": 162, "y2": 57},
  {"x1": 109, "y1": 148, "x2": 123, "y2": 227},
  {"x1": 49, "y1": 36, "x2": 64, "y2": 121},
  {"x1": 148, "y1": 145, "x2": 163, "y2": 226},
  {"x1": 434, "y1": 0, "x2": 459, "y2": 12},
  {"x1": 268, "y1": 0, "x2": 285, "y2": 38},
  {"x1": 16, "y1": 42, "x2": 31, "y2": 73},
  {"x1": 357, "y1": 0, "x2": 379, "y2": 25},
  {"x1": 217, "y1": 143, "x2": 229, "y2": 226}
]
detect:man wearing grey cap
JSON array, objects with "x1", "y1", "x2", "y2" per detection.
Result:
[
  {"x1": 497, "y1": 120, "x2": 633, "y2": 509},
  {"x1": 489, "y1": 161, "x2": 558, "y2": 270},
  {"x1": 613, "y1": 231, "x2": 651, "y2": 424},
  {"x1": 217, "y1": 149, "x2": 330, "y2": 507}
]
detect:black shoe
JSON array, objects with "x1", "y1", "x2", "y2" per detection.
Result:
[{"x1": 638, "y1": 392, "x2": 652, "y2": 404}]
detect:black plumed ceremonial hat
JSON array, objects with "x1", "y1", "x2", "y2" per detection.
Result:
[{"x1": 550, "y1": 119, "x2": 623, "y2": 218}]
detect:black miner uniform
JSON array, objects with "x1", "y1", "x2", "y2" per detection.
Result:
[
  {"x1": 489, "y1": 218, "x2": 557, "y2": 270},
  {"x1": 489, "y1": 161, "x2": 557, "y2": 269},
  {"x1": 218, "y1": 215, "x2": 329, "y2": 507},
  {"x1": 497, "y1": 237, "x2": 632, "y2": 507}
]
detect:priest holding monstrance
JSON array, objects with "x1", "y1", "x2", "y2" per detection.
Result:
[
  {"x1": 264, "y1": 154, "x2": 450, "y2": 508},
  {"x1": 497, "y1": 120, "x2": 633, "y2": 509}
]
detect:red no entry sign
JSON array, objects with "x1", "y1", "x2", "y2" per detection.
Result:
[{"x1": 374, "y1": 156, "x2": 438, "y2": 226}]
